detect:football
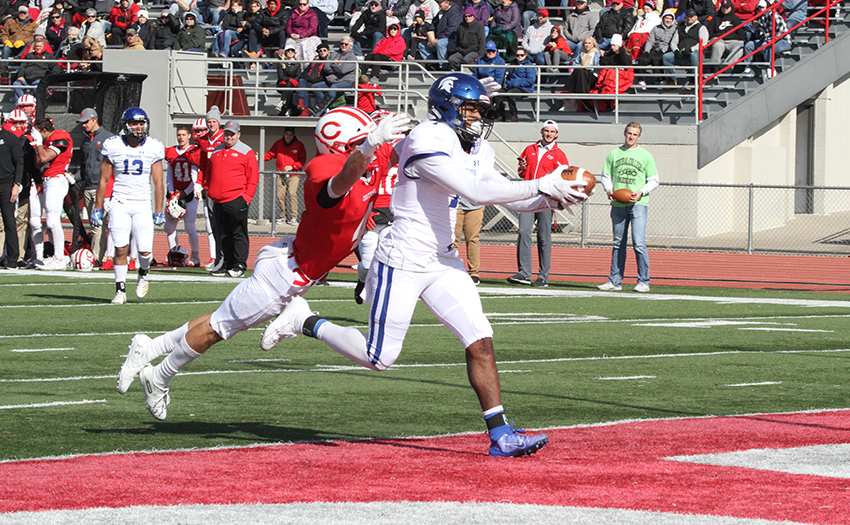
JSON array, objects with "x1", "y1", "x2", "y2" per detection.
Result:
[
  {"x1": 612, "y1": 188, "x2": 635, "y2": 203},
  {"x1": 560, "y1": 166, "x2": 597, "y2": 196}
]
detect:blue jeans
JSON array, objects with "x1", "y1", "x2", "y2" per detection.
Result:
[
  {"x1": 743, "y1": 38, "x2": 791, "y2": 66},
  {"x1": 312, "y1": 80, "x2": 353, "y2": 103},
  {"x1": 783, "y1": 0, "x2": 808, "y2": 34},
  {"x1": 213, "y1": 29, "x2": 239, "y2": 55},
  {"x1": 13, "y1": 79, "x2": 38, "y2": 102},
  {"x1": 608, "y1": 204, "x2": 649, "y2": 286},
  {"x1": 417, "y1": 38, "x2": 454, "y2": 63},
  {"x1": 353, "y1": 30, "x2": 383, "y2": 56},
  {"x1": 662, "y1": 50, "x2": 699, "y2": 83}
]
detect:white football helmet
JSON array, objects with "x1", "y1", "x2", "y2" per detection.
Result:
[
  {"x1": 167, "y1": 246, "x2": 189, "y2": 267},
  {"x1": 314, "y1": 107, "x2": 376, "y2": 156},
  {"x1": 9, "y1": 109, "x2": 27, "y2": 123},
  {"x1": 166, "y1": 191, "x2": 186, "y2": 220},
  {"x1": 16, "y1": 94, "x2": 35, "y2": 108},
  {"x1": 72, "y1": 248, "x2": 95, "y2": 271}
]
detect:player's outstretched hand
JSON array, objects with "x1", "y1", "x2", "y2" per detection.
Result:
[
  {"x1": 537, "y1": 165, "x2": 588, "y2": 206},
  {"x1": 479, "y1": 76, "x2": 501, "y2": 99},
  {"x1": 357, "y1": 114, "x2": 411, "y2": 157},
  {"x1": 153, "y1": 212, "x2": 165, "y2": 226},
  {"x1": 91, "y1": 208, "x2": 103, "y2": 228}
]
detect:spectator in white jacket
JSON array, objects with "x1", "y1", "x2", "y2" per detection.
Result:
[{"x1": 522, "y1": 8, "x2": 552, "y2": 65}]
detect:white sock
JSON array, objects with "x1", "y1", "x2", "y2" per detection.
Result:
[
  {"x1": 315, "y1": 322, "x2": 380, "y2": 370},
  {"x1": 153, "y1": 335, "x2": 201, "y2": 389},
  {"x1": 146, "y1": 322, "x2": 190, "y2": 361},
  {"x1": 114, "y1": 264, "x2": 128, "y2": 284}
]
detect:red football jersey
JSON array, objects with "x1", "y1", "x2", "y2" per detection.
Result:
[
  {"x1": 292, "y1": 153, "x2": 380, "y2": 280},
  {"x1": 368, "y1": 142, "x2": 398, "y2": 209},
  {"x1": 165, "y1": 145, "x2": 201, "y2": 191},
  {"x1": 42, "y1": 129, "x2": 73, "y2": 179},
  {"x1": 196, "y1": 129, "x2": 224, "y2": 187}
]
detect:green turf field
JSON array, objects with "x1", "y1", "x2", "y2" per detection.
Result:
[{"x1": 2, "y1": 270, "x2": 849, "y2": 462}]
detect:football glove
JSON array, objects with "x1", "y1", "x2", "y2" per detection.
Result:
[
  {"x1": 91, "y1": 208, "x2": 103, "y2": 227},
  {"x1": 357, "y1": 113, "x2": 411, "y2": 157},
  {"x1": 537, "y1": 167, "x2": 588, "y2": 206},
  {"x1": 479, "y1": 76, "x2": 502, "y2": 99},
  {"x1": 153, "y1": 212, "x2": 165, "y2": 226}
]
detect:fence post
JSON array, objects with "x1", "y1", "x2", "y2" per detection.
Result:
[
  {"x1": 747, "y1": 183, "x2": 754, "y2": 254},
  {"x1": 580, "y1": 199, "x2": 588, "y2": 248}
]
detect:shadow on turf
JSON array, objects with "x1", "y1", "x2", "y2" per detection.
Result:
[
  {"x1": 84, "y1": 421, "x2": 359, "y2": 443},
  {"x1": 27, "y1": 293, "x2": 111, "y2": 304}
]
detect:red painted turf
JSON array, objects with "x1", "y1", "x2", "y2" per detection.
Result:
[
  {"x1": 149, "y1": 233, "x2": 850, "y2": 293},
  {"x1": 2, "y1": 411, "x2": 848, "y2": 523}
]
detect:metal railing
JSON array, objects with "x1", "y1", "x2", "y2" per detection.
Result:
[{"x1": 231, "y1": 172, "x2": 850, "y2": 256}]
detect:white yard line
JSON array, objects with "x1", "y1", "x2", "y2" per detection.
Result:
[
  {"x1": 597, "y1": 375, "x2": 656, "y2": 380},
  {"x1": 723, "y1": 382, "x2": 783, "y2": 387},
  {"x1": 0, "y1": 399, "x2": 106, "y2": 410},
  {"x1": 10, "y1": 347, "x2": 74, "y2": 353}
]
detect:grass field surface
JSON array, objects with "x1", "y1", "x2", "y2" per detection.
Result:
[{"x1": 2, "y1": 269, "x2": 849, "y2": 463}]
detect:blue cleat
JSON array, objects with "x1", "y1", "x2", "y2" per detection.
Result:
[{"x1": 489, "y1": 428, "x2": 549, "y2": 457}]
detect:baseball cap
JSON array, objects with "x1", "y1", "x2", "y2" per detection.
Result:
[
  {"x1": 18, "y1": 5, "x2": 28, "y2": 13},
  {"x1": 576, "y1": 0, "x2": 587, "y2": 3},
  {"x1": 463, "y1": 6, "x2": 474, "y2": 15},
  {"x1": 538, "y1": 8, "x2": 548, "y2": 16},
  {"x1": 138, "y1": 9, "x2": 148, "y2": 17},
  {"x1": 757, "y1": 0, "x2": 767, "y2": 7},
  {"x1": 686, "y1": 8, "x2": 698, "y2": 16},
  {"x1": 720, "y1": 0, "x2": 733, "y2": 7},
  {"x1": 77, "y1": 108, "x2": 98, "y2": 122},
  {"x1": 126, "y1": 28, "x2": 137, "y2": 36},
  {"x1": 223, "y1": 120, "x2": 240, "y2": 133},
  {"x1": 610, "y1": 0, "x2": 622, "y2": 4},
  {"x1": 485, "y1": 40, "x2": 497, "y2": 51},
  {"x1": 414, "y1": 8, "x2": 425, "y2": 18},
  {"x1": 542, "y1": 119, "x2": 558, "y2": 132}
]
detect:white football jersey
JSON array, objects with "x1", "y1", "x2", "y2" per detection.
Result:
[
  {"x1": 102, "y1": 135, "x2": 166, "y2": 202},
  {"x1": 376, "y1": 121, "x2": 514, "y2": 272}
]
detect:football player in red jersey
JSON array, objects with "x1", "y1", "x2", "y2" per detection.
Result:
[
  {"x1": 163, "y1": 125, "x2": 202, "y2": 266},
  {"x1": 117, "y1": 107, "x2": 410, "y2": 420},
  {"x1": 33, "y1": 117, "x2": 73, "y2": 270}
]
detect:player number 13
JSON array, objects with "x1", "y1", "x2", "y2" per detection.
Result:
[{"x1": 123, "y1": 158, "x2": 144, "y2": 176}]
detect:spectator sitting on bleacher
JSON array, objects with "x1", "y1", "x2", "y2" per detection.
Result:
[
  {"x1": 404, "y1": 8, "x2": 429, "y2": 59},
  {"x1": 365, "y1": 22, "x2": 405, "y2": 79},
  {"x1": 56, "y1": 25, "x2": 83, "y2": 63},
  {"x1": 420, "y1": 0, "x2": 460, "y2": 66},
  {"x1": 522, "y1": 8, "x2": 552, "y2": 65},
  {"x1": 492, "y1": 46, "x2": 534, "y2": 121},
  {"x1": 108, "y1": 0, "x2": 139, "y2": 45},
  {"x1": 728, "y1": 0, "x2": 759, "y2": 21},
  {"x1": 625, "y1": 0, "x2": 659, "y2": 60},
  {"x1": 448, "y1": 7, "x2": 485, "y2": 69},
  {"x1": 123, "y1": 27, "x2": 145, "y2": 48},
  {"x1": 742, "y1": 0, "x2": 790, "y2": 78},
  {"x1": 594, "y1": 0, "x2": 634, "y2": 52},
  {"x1": 14, "y1": 32, "x2": 57, "y2": 103},
  {"x1": 243, "y1": 0, "x2": 288, "y2": 59},
  {"x1": 79, "y1": 35, "x2": 104, "y2": 71},
  {"x1": 274, "y1": 45, "x2": 301, "y2": 115},
  {"x1": 558, "y1": 35, "x2": 599, "y2": 100},
  {"x1": 475, "y1": 40, "x2": 505, "y2": 83},
  {"x1": 466, "y1": 0, "x2": 491, "y2": 37},
  {"x1": 637, "y1": 8, "x2": 675, "y2": 86},
  {"x1": 489, "y1": 0, "x2": 521, "y2": 60},
  {"x1": 45, "y1": 9, "x2": 68, "y2": 55},
  {"x1": 585, "y1": 32, "x2": 634, "y2": 111},
  {"x1": 351, "y1": 0, "x2": 386, "y2": 55},
  {"x1": 564, "y1": 0, "x2": 599, "y2": 57},
  {"x1": 675, "y1": 0, "x2": 715, "y2": 22},
  {"x1": 50, "y1": 0, "x2": 74, "y2": 27},
  {"x1": 81, "y1": 8, "x2": 107, "y2": 47},
  {"x1": 168, "y1": 0, "x2": 201, "y2": 21},
  {"x1": 1, "y1": 6, "x2": 38, "y2": 61},
  {"x1": 202, "y1": 0, "x2": 229, "y2": 26},
  {"x1": 405, "y1": 0, "x2": 438, "y2": 27},
  {"x1": 706, "y1": 0, "x2": 744, "y2": 71},
  {"x1": 295, "y1": 41, "x2": 329, "y2": 114},
  {"x1": 133, "y1": 10, "x2": 155, "y2": 49},
  {"x1": 662, "y1": 8, "x2": 706, "y2": 85},
  {"x1": 385, "y1": 0, "x2": 413, "y2": 27},
  {"x1": 212, "y1": 1, "x2": 246, "y2": 57},
  {"x1": 232, "y1": 0, "x2": 262, "y2": 56},
  {"x1": 153, "y1": 10, "x2": 181, "y2": 49},
  {"x1": 544, "y1": 25, "x2": 573, "y2": 67},
  {"x1": 285, "y1": 0, "x2": 321, "y2": 60},
  {"x1": 311, "y1": 0, "x2": 337, "y2": 39},
  {"x1": 175, "y1": 11, "x2": 206, "y2": 51},
  {"x1": 310, "y1": 36, "x2": 357, "y2": 115},
  {"x1": 782, "y1": 0, "x2": 808, "y2": 36}
]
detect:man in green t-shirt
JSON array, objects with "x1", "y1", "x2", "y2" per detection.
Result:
[{"x1": 598, "y1": 122, "x2": 660, "y2": 293}]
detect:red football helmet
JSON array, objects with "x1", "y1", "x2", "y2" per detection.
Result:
[{"x1": 314, "y1": 107, "x2": 376, "y2": 156}]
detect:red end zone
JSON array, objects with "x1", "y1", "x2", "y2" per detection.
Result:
[{"x1": 2, "y1": 410, "x2": 848, "y2": 523}]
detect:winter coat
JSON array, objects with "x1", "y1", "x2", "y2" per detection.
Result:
[
  {"x1": 372, "y1": 23, "x2": 405, "y2": 59},
  {"x1": 0, "y1": 15, "x2": 38, "y2": 44},
  {"x1": 643, "y1": 18, "x2": 677, "y2": 53},
  {"x1": 431, "y1": 2, "x2": 461, "y2": 39},
  {"x1": 384, "y1": 0, "x2": 412, "y2": 20},
  {"x1": 453, "y1": 18, "x2": 485, "y2": 56},
  {"x1": 676, "y1": 0, "x2": 715, "y2": 22},
  {"x1": 152, "y1": 13, "x2": 181, "y2": 49},
  {"x1": 286, "y1": 7, "x2": 318, "y2": 38},
  {"x1": 475, "y1": 51, "x2": 506, "y2": 84},
  {"x1": 594, "y1": 6, "x2": 634, "y2": 41},
  {"x1": 522, "y1": 19, "x2": 552, "y2": 54},
  {"x1": 219, "y1": 9, "x2": 247, "y2": 32},
  {"x1": 323, "y1": 48, "x2": 357, "y2": 83},
  {"x1": 490, "y1": 0, "x2": 520, "y2": 38},
  {"x1": 467, "y1": 0, "x2": 491, "y2": 27},
  {"x1": 108, "y1": 3, "x2": 139, "y2": 31},
  {"x1": 351, "y1": 7, "x2": 386, "y2": 37},
  {"x1": 563, "y1": 5, "x2": 598, "y2": 43},
  {"x1": 504, "y1": 56, "x2": 534, "y2": 92},
  {"x1": 706, "y1": 7, "x2": 744, "y2": 41},
  {"x1": 17, "y1": 46, "x2": 58, "y2": 83},
  {"x1": 174, "y1": 23, "x2": 206, "y2": 50},
  {"x1": 253, "y1": 3, "x2": 288, "y2": 38}
]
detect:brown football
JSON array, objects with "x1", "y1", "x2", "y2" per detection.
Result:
[
  {"x1": 560, "y1": 166, "x2": 597, "y2": 196},
  {"x1": 612, "y1": 188, "x2": 635, "y2": 203}
]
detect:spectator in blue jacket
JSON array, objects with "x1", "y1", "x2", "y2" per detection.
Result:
[
  {"x1": 493, "y1": 46, "x2": 535, "y2": 121},
  {"x1": 475, "y1": 40, "x2": 506, "y2": 84}
]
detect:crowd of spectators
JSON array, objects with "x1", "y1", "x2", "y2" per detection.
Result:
[{"x1": 0, "y1": 0, "x2": 829, "y2": 114}]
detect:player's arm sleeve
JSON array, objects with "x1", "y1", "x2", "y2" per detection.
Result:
[
  {"x1": 166, "y1": 162, "x2": 175, "y2": 193},
  {"x1": 476, "y1": 169, "x2": 559, "y2": 212},
  {"x1": 639, "y1": 156, "x2": 660, "y2": 195},
  {"x1": 406, "y1": 153, "x2": 538, "y2": 205}
]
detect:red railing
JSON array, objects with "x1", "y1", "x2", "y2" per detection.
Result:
[{"x1": 697, "y1": 0, "x2": 841, "y2": 121}]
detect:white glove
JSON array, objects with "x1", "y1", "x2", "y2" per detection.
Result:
[
  {"x1": 537, "y1": 165, "x2": 588, "y2": 206},
  {"x1": 357, "y1": 114, "x2": 411, "y2": 157},
  {"x1": 479, "y1": 76, "x2": 501, "y2": 99},
  {"x1": 29, "y1": 130, "x2": 42, "y2": 147}
]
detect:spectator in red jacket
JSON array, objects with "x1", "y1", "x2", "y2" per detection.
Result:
[
  {"x1": 363, "y1": 23, "x2": 405, "y2": 81},
  {"x1": 205, "y1": 120, "x2": 259, "y2": 277},
  {"x1": 108, "y1": 0, "x2": 140, "y2": 45},
  {"x1": 263, "y1": 127, "x2": 306, "y2": 225}
]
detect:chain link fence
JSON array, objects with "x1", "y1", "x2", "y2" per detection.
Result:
[{"x1": 236, "y1": 174, "x2": 850, "y2": 256}]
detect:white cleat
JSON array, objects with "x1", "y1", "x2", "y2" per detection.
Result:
[
  {"x1": 597, "y1": 282, "x2": 622, "y2": 291},
  {"x1": 634, "y1": 282, "x2": 651, "y2": 293},
  {"x1": 136, "y1": 275, "x2": 149, "y2": 298},
  {"x1": 118, "y1": 334, "x2": 151, "y2": 394},
  {"x1": 260, "y1": 296, "x2": 315, "y2": 351},
  {"x1": 111, "y1": 290, "x2": 127, "y2": 305},
  {"x1": 37, "y1": 257, "x2": 66, "y2": 271},
  {"x1": 140, "y1": 364, "x2": 170, "y2": 420}
]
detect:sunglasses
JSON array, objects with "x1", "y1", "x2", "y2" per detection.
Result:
[{"x1": 341, "y1": 42, "x2": 351, "y2": 46}]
